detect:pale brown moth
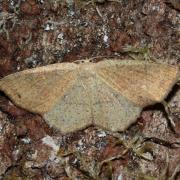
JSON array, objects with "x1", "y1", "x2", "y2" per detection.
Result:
[{"x1": 0, "y1": 59, "x2": 178, "y2": 133}]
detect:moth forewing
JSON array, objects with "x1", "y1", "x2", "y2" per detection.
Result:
[
  {"x1": 0, "y1": 63, "x2": 79, "y2": 114},
  {"x1": 95, "y1": 60, "x2": 179, "y2": 106}
]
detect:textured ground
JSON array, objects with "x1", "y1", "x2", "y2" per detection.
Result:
[{"x1": 0, "y1": 0, "x2": 179, "y2": 179}]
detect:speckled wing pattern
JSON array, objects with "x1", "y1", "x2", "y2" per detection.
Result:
[{"x1": 0, "y1": 60, "x2": 178, "y2": 133}]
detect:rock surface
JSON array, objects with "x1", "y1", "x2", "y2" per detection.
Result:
[{"x1": 0, "y1": 0, "x2": 179, "y2": 179}]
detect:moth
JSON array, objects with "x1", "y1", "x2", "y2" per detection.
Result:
[{"x1": 0, "y1": 59, "x2": 178, "y2": 133}]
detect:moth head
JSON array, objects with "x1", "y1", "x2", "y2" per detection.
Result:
[{"x1": 73, "y1": 59, "x2": 94, "y2": 64}]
